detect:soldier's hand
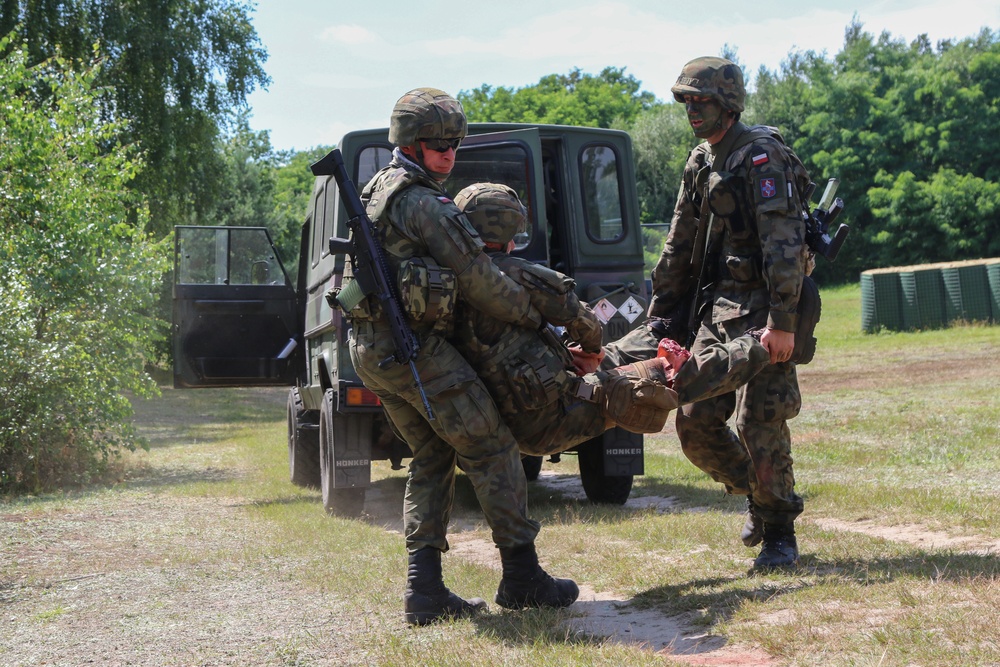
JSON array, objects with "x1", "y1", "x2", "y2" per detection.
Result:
[
  {"x1": 761, "y1": 328, "x2": 794, "y2": 364},
  {"x1": 569, "y1": 345, "x2": 604, "y2": 374}
]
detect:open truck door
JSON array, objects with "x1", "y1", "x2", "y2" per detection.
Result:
[{"x1": 172, "y1": 225, "x2": 302, "y2": 388}]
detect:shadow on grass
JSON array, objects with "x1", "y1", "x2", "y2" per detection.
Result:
[{"x1": 130, "y1": 386, "x2": 286, "y2": 449}]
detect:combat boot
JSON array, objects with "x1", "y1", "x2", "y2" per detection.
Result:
[
  {"x1": 404, "y1": 547, "x2": 487, "y2": 626},
  {"x1": 752, "y1": 522, "x2": 799, "y2": 571},
  {"x1": 495, "y1": 543, "x2": 579, "y2": 609},
  {"x1": 741, "y1": 496, "x2": 763, "y2": 547}
]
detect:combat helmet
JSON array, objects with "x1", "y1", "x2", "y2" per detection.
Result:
[
  {"x1": 388, "y1": 87, "x2": 468, "y2": 146},
  {"x1": 454, "y1": 183, "x2": 527, "y2": 246},
  {"x1": 670, "y1": 57, "x2": 745, "y2": 113}
]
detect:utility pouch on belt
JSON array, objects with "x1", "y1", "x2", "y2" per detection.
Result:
[
  {"x1": 397, "y1": 256, "x2": 457, "y2": 333},
  {"x1": 503, "y1": 346, "x2": 568, "y2": 413}
]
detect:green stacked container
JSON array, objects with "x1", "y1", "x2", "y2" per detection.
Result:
[
  {"x1": 861, "y1": 270, "x2": 903, "y2": 332},
  {"x1": 987, "y1": 260, "x2": 1000, "y2": 323},
  {"x1": 861, "y1": 258, "x2": 999, "y2": 332},
  {"x1": 942, "y1": 263, "x2": 992, "y2": 323},
  {"x1": 898, "y1": 267, "x2": 946, "y2": 330}
]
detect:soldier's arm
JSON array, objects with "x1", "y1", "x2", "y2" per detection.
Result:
[
  {"x1": 397, "y1": 192, "x2": 542, "y2": 328},
  {"x1": 745, "y1": 140, "x2": 808, "y2": 333},
  {"x1": 648, "y1": 152, "x2": 702, "y2": 317},
  {"x1": 495, "y1": 255, "x2": 604, "y2": 353}
]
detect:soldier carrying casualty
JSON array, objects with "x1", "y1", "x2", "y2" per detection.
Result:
[
  {"x1": 337, "y1": 88, "x2": 577, "y2": 626},
  {"x1": 451, "y1": 182, "x2": 778, "y2": 457}
]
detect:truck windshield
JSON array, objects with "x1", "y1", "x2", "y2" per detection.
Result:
[{"x1": 175, "y1": 226, "x2": 290, "y2": 287}]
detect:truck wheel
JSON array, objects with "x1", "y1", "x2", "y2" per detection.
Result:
[
  {"x1": 521, "y1": 455, "x2": 543, "y2": 481},
  {"x1": 577, "y1": 440, "x2": 632, "y2": 505},
  {"x1": 319, "y1": 390, "x2": 366, "y2": 518},
  {"x1": 287, "y1": 388, "x2": 320, "y2": 488}
]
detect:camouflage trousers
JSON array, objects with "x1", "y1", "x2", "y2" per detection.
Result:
[
  {"x1": 678, "y1": 313, "x2": 805, "y2": 526},
  {"x1": 350, "y1": 321, "x2": 540, "y2": 554},
  {"x1": 488, "y1": 332, "x2": 770, "y2": 458}
]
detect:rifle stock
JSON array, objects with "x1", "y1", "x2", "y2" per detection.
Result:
[{"x1": 311, "y1": 149, "x2": 435, "y2": 420}]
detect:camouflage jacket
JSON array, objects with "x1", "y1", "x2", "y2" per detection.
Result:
[
  {"x1": 359, "y1": 151, "x2": 541, "y2": 331},
  {"x1": 450, "y1": 251, "x2": 601, "y2": 418},
  {"x1": 648, "y1": 123, "x2": 811, "y2": 332}
]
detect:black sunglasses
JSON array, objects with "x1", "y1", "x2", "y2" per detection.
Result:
[{"x1": 421, "y1": 138, "x2": 462, "y2": 153}]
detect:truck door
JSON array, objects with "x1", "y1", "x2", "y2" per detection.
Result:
[{"x1": 172, "y1": 225, "x2": 302, "y2": 388}]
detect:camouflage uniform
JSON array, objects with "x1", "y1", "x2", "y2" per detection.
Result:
[
  {"x1": 349, "y1": 155, "x2": 543, "y2": 556},
  {"x1": 648, "y1": 60, "x2": 812, "y2": 528},
  {"x1": 451, "y1": 183, "x2": 771, "y2": 457}
]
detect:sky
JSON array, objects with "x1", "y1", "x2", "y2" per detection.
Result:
[{"x1": 243, "y1": 0, "x2": 1000, "y2": 153}]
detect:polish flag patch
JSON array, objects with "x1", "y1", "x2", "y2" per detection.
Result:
[
  {"x1": 437, "y1": 196, "x2": 453, "y2": 204},
  {"x1": 752, "y1": 152, "x2": 769, "y2": 166}
]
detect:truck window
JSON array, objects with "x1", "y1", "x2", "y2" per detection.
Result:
[
  {"x1": 311, "y1": 183, "x2": 327, "y2": 268},
  {"x1": 446, "y1": 142, "x2": 534, "y2": 251},
  {"x1": 357, "y1": 146, "x2": 393, "y2": 187},
  {"x1": 580, "y1": 144, "x2": 625, "y2": 242},
  {"x1": 176, "y1": 227, "x2": 289, "y2": 286}
]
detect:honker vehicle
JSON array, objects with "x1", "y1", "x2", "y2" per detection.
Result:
[{"x1": 172, "y1": 123, "x2": 650, "y2": 516}]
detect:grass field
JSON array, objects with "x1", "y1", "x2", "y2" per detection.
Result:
[{"x1": 6, "y1": 283, "x2": 999, "y2": 666}]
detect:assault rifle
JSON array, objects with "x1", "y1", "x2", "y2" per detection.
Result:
[
  {"x1": 310, "y1": 149, "x2": 435, "y2": 421},
  {"x1": 804, "y1": 178, "x2": 849, "y2": 261}
]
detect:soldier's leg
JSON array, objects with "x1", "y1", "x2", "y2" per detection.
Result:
[
  {"x1": 735, "y1": 361, "x2": 804, "y2": 525},
  {"x1": 735, "y1": 359, "x2": 804, "y2": 569},
  {"x1": 675, "y1": 322, "x2": 752, "y2": 495},
  {"x1": 515, "y1": 398, "x2": 608, "y2": 457},
  {"x1": 673, "y1": 335, "x2": 771, "y2": 406},
  {"x1": 351, "y1": 329, "x2": 539, "y2": 549},
  {"x1": 600, "y1": 316, "x2": 688, "y2": 369}
]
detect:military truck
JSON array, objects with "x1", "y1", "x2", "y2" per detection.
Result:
[{"x1": 172, "y1": 123, "x2": 650, "y2": 517}]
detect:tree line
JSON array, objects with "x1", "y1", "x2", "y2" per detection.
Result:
[{"x1": 2, "y1": 3, "x2": 997, "y2": 493}]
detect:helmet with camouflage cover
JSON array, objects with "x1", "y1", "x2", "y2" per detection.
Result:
[
  {"x1": 388, "y1": 87, "x2": 468, "y2": 146},
  {"x1": 454, "y1": 183, "x2": 527, "y2": 246},
  {"x1": 670, "y1": 57, "x2": 745, "y2": 113}
]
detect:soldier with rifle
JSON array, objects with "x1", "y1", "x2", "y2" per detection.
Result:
[
  {"x1": 647, "y1": 57, "x2": 825, "y2": 571},
  {"x1": 317, "y1": 88, "x2": 577, "y2": 627}
]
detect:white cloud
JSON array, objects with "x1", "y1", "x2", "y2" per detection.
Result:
[{"x1": 320, "y1": 24, "x2": 378, "y2": 45}]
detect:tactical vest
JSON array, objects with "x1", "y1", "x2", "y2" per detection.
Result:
[
  {"x1": 697, "y1": 124, "x2": 812, "y2": 322},
  {"x1": 334, "y1": 162, "x2": 459, "y2": 329}
]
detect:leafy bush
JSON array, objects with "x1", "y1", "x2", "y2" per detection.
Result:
[{"x1": 0, "y1": 35, "x2": 167, "y2": 493}]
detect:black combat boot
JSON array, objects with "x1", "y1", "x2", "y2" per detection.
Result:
[
  {"x1": 753, "y1": 522, "x2": 799, "y2": 571},
  {"x1": 741, "y1": 496, "x2": 763, "y2": 547},
  {"x1": 495, "y1": 543, "x2": 579, "y2": 609},
  {"x1": 404, "y1": 547, "x2": 487, "y2": 626}
]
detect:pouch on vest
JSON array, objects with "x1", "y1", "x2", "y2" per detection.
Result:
[
  {"x1": 397, "y1": 256, "x2": 457, "y2": 334},
  {"x1": 502, "y1": 346, "x2": 568, "y2": 413}
]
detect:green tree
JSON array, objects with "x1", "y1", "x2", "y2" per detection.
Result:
[
  {"x1": 195, "y1": 121, "x2": 331, "y2": 279},
  {"x1": 626, "y1": 103, "x2": 695, "y2": 226},
  {"x1": 460, "y1": 67, "x2": 657, "y2": 128},
  {"x1": 869, "y1": 168, "x2": 1000, "y2": 265},
  {"x1": 755, "y1": 21, "x2": 1000, "y2": 282},
  {"x1": 0, "y1": 0, "x2": 270, "y2": 237},
  {"x1": 0, "y1": 36, "x2": 167, "y2": 493}
]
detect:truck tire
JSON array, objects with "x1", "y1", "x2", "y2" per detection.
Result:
[
  {"x1": 287, "y1": 388, "x2": 320, "y2": 488},
  {"x1": 577, "y1": 440, "x2": 632, "y2": 505},
  {"x1": 521, "y1": 455, "x2": 543, "y2": 481},
  {"x1": 319, "y1": 390, "x2": 366, "y2": 518}
]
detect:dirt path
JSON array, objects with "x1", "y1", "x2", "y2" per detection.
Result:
[{"x1": 4, "y1": 457, "x2": 991, "y2": 665}]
